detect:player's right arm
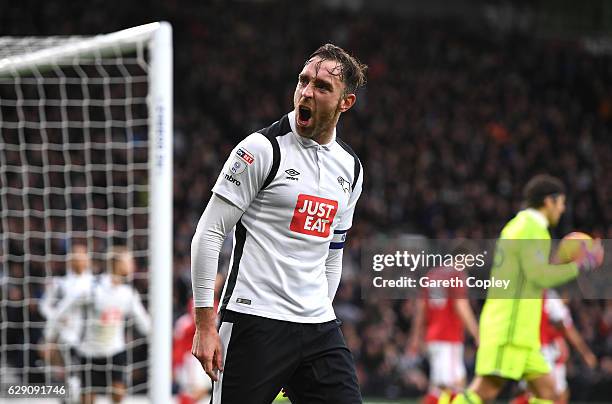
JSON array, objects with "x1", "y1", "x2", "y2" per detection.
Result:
[
  {"x1": 45, "y1": 288, "x2": 86, "y2": 339},
  {"x1": 408, "y1": 299, "x2": 425, "y2": 354},
  {"x1": 40, "y1": 279, "x2": 62, "y2": 343},
  {"x1": 191, "y1": 194, "x2": 243, "y2": 381},
  {"x1": 191, "y1": 133, "x2": 272, "y2": 381},
  {"x1": 39, "y1": 278, "x2": 60, "y2": 319}
]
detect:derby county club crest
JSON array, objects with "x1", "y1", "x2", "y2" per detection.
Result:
[{"x1": 337, "y1": 176, "x2": 351, "y2": 194}]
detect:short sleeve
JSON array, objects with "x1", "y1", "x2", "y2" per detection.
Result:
[
  {"x1": 212, "y1": 133, "x2": 273, "y2": 211},
  {"x1": 545, "y1": 296, "x2": 573, "y2": 328},
  {"x1": 335, "y1": 162, "x2": 363, "y2": 232}
]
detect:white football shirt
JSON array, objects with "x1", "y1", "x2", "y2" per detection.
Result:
[
  {"x1": 40, "y1": 271, "x2": 93, "y2": 346},
  {"x1": 544, "y1": 289, "x2": 573, "y2": 328},
  {"x1": 212, "y1": 110, "x2": 363, "y2": 323},
  {"x1": 52, "y1": 274, "x2": 151, "y2": 357}
]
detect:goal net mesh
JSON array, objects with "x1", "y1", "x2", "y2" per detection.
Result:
[{"x1": 0, "y1": 36, "x2": 152, "y2": 398}]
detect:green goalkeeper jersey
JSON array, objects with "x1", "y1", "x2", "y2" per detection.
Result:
[{"x1": 479, "y1": 209, "x2": 579, "y2": 348}]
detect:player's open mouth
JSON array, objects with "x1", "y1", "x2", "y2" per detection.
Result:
[{"x1": 297, "y1": 106, "x2": 312, "y2": 126}]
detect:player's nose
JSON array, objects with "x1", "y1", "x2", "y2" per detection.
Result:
[{"x1": 301, "y1": 82, "x2": 314, "y2": 98}]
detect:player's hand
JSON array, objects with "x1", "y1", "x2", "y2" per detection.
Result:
[
  {"x1": 584, "y1": 351, "x2": 598, "y2": 369},
  {"x1": 192, "y1": 326, "x2": 224, "y2": 381},
  {"x1": 576, "y1": 239, "x2": 604, "y2": 273}
]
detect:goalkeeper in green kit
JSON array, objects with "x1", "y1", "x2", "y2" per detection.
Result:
[{"x1": 452, "y1": 175, "x2": 604, "y2": 404}]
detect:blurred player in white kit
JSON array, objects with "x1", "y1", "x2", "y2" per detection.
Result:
[
  {"x1": 40, "y1": 243, "x2": 94, "y2": 401},
  {"x1": 48, "y1": 246, "x2": 151, "y2": 404}
]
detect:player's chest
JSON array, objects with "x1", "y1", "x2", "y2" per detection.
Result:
[
  {"x1": 89, "y1": 286, "x2": 129, "y2": 322},
  {"x1": 260, "y1": 146, "x2": 352, "y2": 234}
]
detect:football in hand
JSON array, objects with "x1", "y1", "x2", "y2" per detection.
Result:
[{"x1": 554, "y1": 232, "x2": 596, "y2": 264}]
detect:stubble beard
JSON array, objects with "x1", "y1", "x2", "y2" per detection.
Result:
[{"x1": 296, "y1": 103, "x2": 342, "y2": 143}]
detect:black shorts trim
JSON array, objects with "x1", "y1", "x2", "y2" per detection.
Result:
[{"x1": 211, "y1": 310, "x2": 361, "y2": 404}]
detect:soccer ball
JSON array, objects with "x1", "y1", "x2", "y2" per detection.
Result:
[{"x1": 554, "y1": 232, "x2": 594, "y2": 264}]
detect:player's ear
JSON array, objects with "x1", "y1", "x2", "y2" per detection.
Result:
[
  {"x1": 542, "y1": 195, "x2": 554, "y2": 209},
  {"x1": 339, "y1": 93, "x2": 356, "y2": 113}
]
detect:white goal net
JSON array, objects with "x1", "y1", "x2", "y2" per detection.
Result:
[{"x1": 0, "y1": 23, "x2": 172, "y2": 403}]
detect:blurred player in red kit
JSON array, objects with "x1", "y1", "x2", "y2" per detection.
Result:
[
  {"x1": 174, "y1": 274, "x2": 224, "y2": 404},
  {"x1": 512, "y1": 289, "x2": 597, "y2": 404},
  {"x1": 410, "y1": 267, "x2": 479, "y2": 404},
  {"x1": 173, "y1": 299, "x2": 212, "y2": 404}
]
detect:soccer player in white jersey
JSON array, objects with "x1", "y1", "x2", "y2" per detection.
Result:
[
  {"x1": 39, "y1": 243, "x2": 94, "y2": 399},
  {"x1": 191, "y1": 44, "x2": 367, "y2": 403},
  {"x1": 49, "y1": 246, "x2": 151, "y2": 404}
]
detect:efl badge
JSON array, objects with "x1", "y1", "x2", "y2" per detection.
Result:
[{"x1": 229, "y1": 157, "x2": 247, "y2": 175}]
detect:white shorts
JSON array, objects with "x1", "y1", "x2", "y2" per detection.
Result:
[
  {"x1": 541, "y1": 343, "x2": 567, "y2": 394},
  {"x1": 552, "y1": 363, "x2": 567, "y2": 394},
  {"x1": 541, "y1": 343, "x2": 560, "y2": 367},
  {"x1": 426, "y1": 341, "x2": 466, "y2": 388}
]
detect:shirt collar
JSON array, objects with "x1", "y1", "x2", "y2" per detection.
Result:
[
  {"x1": 287, "y1": 110, "x2": 336, "y2": 149},
  {"x1": 524, "y1": 208, "x2": 549, "y2": 228}
]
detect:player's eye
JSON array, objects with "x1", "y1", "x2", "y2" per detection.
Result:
[{"x1": 317, "y1": 84, "x2": 329, "y2": 92}]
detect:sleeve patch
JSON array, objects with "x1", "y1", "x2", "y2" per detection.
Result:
[
  {"x1": 229, "y1": 156, "x2": 248, "y2": 175},
  {"x1": 236, "y1": 148, "x2": 255, "y2": 164}
]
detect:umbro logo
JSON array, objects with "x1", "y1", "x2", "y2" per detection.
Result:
[
  {"x1": 285, "y1": 168, "x2": 300, "y2": 181},
  {"x1": 224, "y1": 173, "x2": 241, "y2": 186}
]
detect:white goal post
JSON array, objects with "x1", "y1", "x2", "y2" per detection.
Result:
[{"x1": 0, "y1": 22, "x2": 172, "y2": 403}]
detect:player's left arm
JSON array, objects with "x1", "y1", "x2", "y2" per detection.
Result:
[
  {"x1": 562, "y1": 324, "x2": 597, "y2": 369},
  {"x1": 453, "y1": 299, "x2": 479, "y2": 345},
  {"x1": 548, "y1": 296, "x2": 597, "y2": 369},
  {"x1": 131, "y1": 290, "x2": 151, "y2": 336},
  {"x1": 519, "y1": 238, "x2": 579, "y2": 288},
  {"x1": 325, "y1": 247, "x2": 343, "y2": 301},
  {"x1": 327, "y1": 161, "x2": 363, "y2": 301}
]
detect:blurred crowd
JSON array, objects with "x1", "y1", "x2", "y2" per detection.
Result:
[{"x1": 2, "y1": 0, "x2": 612, "y2": 400}]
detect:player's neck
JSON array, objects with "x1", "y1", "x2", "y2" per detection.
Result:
[
  {"x1": 525, "y1": 207, "x2": 549, "y2": 228},
  {"x1": 110, "y1": 274, "x2": 124, "y2": 285},
  {"x1": 312, "y1": 116, "x2": 339, "y2": 145},
  {"x1": 312, "y1": 130, "x2": 334, "y2": 146}
]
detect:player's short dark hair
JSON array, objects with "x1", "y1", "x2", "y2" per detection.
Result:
[
  {"x1": 523, "y1": 174, "x2": 566, "y2": 208},
  {"x1": 306, "y1": 43, "x2": 367, "y2": 95}
]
